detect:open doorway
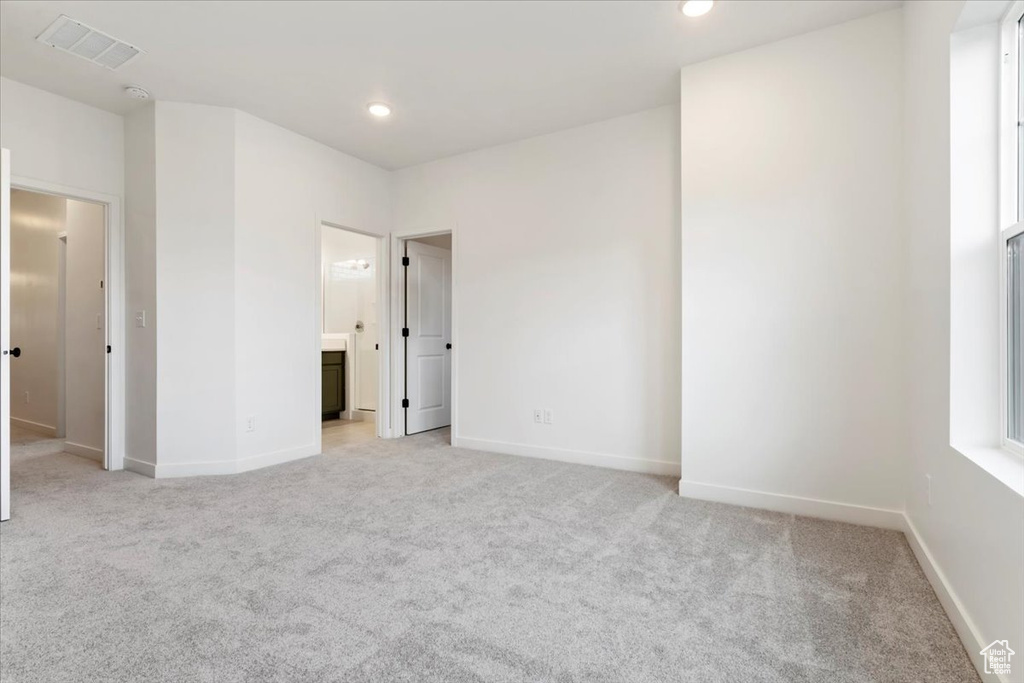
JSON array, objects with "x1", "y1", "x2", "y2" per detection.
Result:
[
  {"x1": 399, "y1": 232, "x2": 453, "y2": 438},
  {"x1": 319, "y1": 223, "x2": 383, "y2": 451},
  {"x1": 6, "y1": 188, "x2": 107, "y2": 471},
  {"x1": 2, "y1": 155, "x2": 125, "y2": 522}
]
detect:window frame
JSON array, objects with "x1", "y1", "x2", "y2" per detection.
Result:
[{"x1": 1000, "y1": 0, "x2": 1024, "y2": 457}]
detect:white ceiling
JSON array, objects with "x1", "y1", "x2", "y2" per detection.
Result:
[{"x1": 0, "y1": 0, "x2": 901, "y2": 169}]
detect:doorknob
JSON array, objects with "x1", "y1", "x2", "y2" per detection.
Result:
[
  {"x1": 3, "y1": 347, "x2": 20, "y2": 358},
  {"x1": 446, "y1": 343, "x2": 452, "y2": 350}
]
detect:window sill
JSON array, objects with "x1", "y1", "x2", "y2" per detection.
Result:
[{"x1": 951, "y1": 442, "x2": 1024, "y2": 497}]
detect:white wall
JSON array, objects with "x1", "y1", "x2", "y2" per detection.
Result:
[
  {"x1": 154, "y1": 103, "x2": 236, "y2": 470},
  {"x1": 677, "y1": 10, "x2": 906, "y2": 522},
  {"x1": 393, "y1": 105, "x2": 681, "y2": 475},
  {"x1": 124, "y1": 104, "x2": 157, "y2": 469},
  {"x1": 9, "y1": 189, "x2": 62, "y2": 433},
  {"x1": 904, "y1": 1, "x2": 1024, "y2": 676},
  {"x1": 950, "y1": 21, "x2": 1002, "y2": 449},
  {"x1": 121, "y1": 104, "x2": 391, "y2": 476},
  {"x1": 0, "y1": 78, "x2": 123, "y2": 197},
  {"x1": 64, "y1": 199, "x2": 106, "y2": 456},
  {"x1": 234, "y1": 111, "x2": 391, "y2": 466}
]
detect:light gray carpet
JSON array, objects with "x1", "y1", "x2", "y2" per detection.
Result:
[{"x1": 1, "y1": 428, "x2": 979, "y2": 683}]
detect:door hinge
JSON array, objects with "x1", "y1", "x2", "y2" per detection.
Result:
[
  {"x1": 402, "y1": 327, "x2": 409, "y2": 337},
  {"x1": 375, "y1": 343, "x2": 378, "y2": 350},
  {"x1": 402, "y1": 256, "x2": 410, "y2": 267},
  {"x1": 402, "y1": 398, "x2": 409, "y2": 408},
  {"x1": 106, "y1": 345, "x2": 111, "y2": 354}
]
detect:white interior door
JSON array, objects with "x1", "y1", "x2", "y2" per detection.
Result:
[
  {"x1": 404, "y1": 239, "x2": 451, "y2": 435},
  {"x1": 2, "y1": 149, "x2": 12, "y2": 522}
]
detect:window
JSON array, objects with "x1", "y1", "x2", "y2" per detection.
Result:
[{"x1": 1003, "y1": 2, "x2": 1024, "y2": 454}]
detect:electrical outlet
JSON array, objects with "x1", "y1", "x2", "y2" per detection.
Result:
[
  {"x1": 24, "y1": 391, "x2": 29, "y2": 404},
  {"x1": 246, "y1": 416, "x2": 256, "y2": 433},
  {"x1": 925, "y1": 474, "x2": 932, "y2": 507},
  {"x1": 533, "y1": 409, "x2": 543, "y2": 424},
  {"x1": 543, "y1": 409, "x2": 553, "y2": 424}
]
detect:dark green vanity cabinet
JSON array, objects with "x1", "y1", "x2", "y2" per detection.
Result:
[{"x1": 322, "y1": 351, "x2": 345, "y2": 420}]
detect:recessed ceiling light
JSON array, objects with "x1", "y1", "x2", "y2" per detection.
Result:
[
  {"x1": 680, "y1": 0, "x2": 714, "y2": 18},
  {"x1": 367, "y1": 102, "x2": 392, "y2": 118},
  {"x1": 124, "y1": 85, "x2": 150, "y2": 99}
]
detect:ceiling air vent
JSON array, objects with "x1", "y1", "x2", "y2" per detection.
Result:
[{"x1": 36, "y1": 15, "x2": 143, "y2": 70}]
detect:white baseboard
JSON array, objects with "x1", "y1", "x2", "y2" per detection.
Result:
[
  {"x1": 236, "y1": 443, "x2": 318, "y2": 475},
  {"x1": 142, "y1": 443, "x2": 319, "y2": 479},
  {"x1": 455, "y1": 436, "x2": 681, "y2": 476},
  {"x1": 63, "y1": 442, "x2": 103, "y2": 463},
  {"x1": 124, "y1": 457, "x2": 156, "y2": 478},
  {"x1": 349, "y1": 410, "x2": 375, "y2": 423},
  {"x1": 153, "y1": 457, "x2": 237, "y2": 478},
  {"x1": 902, "y1": 514, "x2": 1000, "y2": 683},
  {"x1": 677, "y1": 479, "x2": 904, "y2": 530},
  {"x1": 10, "y1": 417, "x2": 57, "y2": 437}
]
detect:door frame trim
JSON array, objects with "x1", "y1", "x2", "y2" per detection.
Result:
[
  {"x1": 389, "y1": 227, "x2": 457, "y2": 441},
  {"x1": 315, "y1": 220, "x2": 391, "y2": 448},
  {"x1": 56, "y1": 231, "x2": 67, "y2": 439},
  {"x1": 10, "y1": 176, "x2": 125, "y2": 472}
]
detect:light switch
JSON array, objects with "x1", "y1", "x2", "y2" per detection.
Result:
[
  {"x1": 134, "y1": 310, "x2": 146, "y2": 328},
  {"x1": 96, "y1": 313, "x2": 103, "y2": 330}
]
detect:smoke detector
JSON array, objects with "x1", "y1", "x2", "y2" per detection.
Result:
[
  {"x1": 124, "y1": 85, "x2": 150, "y2": 100},
  {"x1": 36, "y1": 15, "x2": 144, "y2": 70}
]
